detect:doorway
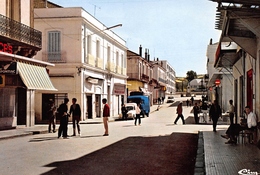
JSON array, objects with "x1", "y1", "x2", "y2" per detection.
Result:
[
  {"x1": 42, "y1": 94, "x2": 55, "y2": 120},
  {"x1": 17, "y1": 88, "x2": 26, "y2": 125},
  {"x1": 95, "y1": 94, "x2": 101, "y2": 118},
  {"x1": 87, "y1": 95, "x2": 92, "y2": 119}
]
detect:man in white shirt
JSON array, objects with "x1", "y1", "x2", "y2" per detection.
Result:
[
  {"x1": 228, "y1": 100, "x2": 235, "y2": 125},
  {"x1": 221, "y1": 106, "x2": 257, "y2": 144}
]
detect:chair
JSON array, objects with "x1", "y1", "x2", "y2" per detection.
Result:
[{"x1": 238, "y1": 128, "x2": 256, "y2": 144}]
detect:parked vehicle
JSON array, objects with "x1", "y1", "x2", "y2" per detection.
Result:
[
  {"x1": 127, "y1": 95, "x2": 150, "y2": 117},
  {"x1": 124, "y1": 103, "x2": 137, "y2": 119},
  {"x1": 166, "y1": 96, "x2": 175, "y2": 103}
]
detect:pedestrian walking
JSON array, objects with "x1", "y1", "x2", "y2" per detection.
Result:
[
  {"x1": 47, "y1": 99, "x2": 56, "y2": 133},
  {"x1": 57, "y1": 98, "x2": 70, "y2": 139},
  {"x1": 102, "y1": 98, "x2": 110, "y2": 136},
  {"x1": 186, "y1": 99, "x2": 189, "y2": 107},
  {"x1": 135, "y1": 103, "x2": 141, "y2": 126},
  {"x1": 69, "y1": 98, "x2": 81, "y2": 136},
  {"x1": 200, "y1": 102, "x2": 208, "y2": 123},
  {"x1": 174, "y1": 102, "x2": 185, "y2": 124},
  {"x1": 228, "y1": 99, "x2": 235, "y2": 125},
  {"x1": 209, "y1": 100, "x2": 222, "y2": 132},
  {"x1": 190, "y1": 96, "x2": 194, "y2": 105},
  {"x1": 192, "y1": 102, "x2": 200, "y2": 124},
  {"x1": 158, "y1": 97, "x2": 161, "y2": 104}
]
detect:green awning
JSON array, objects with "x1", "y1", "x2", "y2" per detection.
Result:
[{"x1": 17, "y1": 62, "x2": 57, "y2": 91}]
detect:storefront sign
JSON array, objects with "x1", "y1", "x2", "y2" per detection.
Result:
[
  {"x1": 0, "y1": 62, "x2": 17, "y2": 74},
  {"x1": 114, "y1": 83, "x2": 125, "y2": 95},
  {"x1": 0, "y1": 42, "x2": 12, "y2": 54}
]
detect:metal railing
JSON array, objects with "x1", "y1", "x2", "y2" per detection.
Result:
[{"x1": 0, "y1": 14, "x2": 42, "y2": 48}]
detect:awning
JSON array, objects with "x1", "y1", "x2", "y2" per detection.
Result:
[{"x1": 17, "y1": 62, "x2": 57, "y2": 91}]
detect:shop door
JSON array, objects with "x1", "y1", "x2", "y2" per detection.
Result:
[
  {"x1": 17, "y1": 88, "x2": 26, "y2": 125},
  {"x1": 87, "y1": 95, "x2": 92, "y2": 119},
  {"x1": 95, "y1": 95, "x2": 101, "y2": 118}
]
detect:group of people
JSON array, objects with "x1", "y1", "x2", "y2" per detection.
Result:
[
  {"x1": 221, "y1": 102, "x2": 257, "y2": 144},
  {"x1": 47, "y1": 97, "x2": 82, "y2": 139},
  {"x1": 174, "y1": 99, "x2": 222, "y2": 132},
  {"x1": 47, "y1": 97, "x2": 111, "y2": 138}
]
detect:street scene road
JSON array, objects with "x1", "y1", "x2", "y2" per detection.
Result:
[{"x1": 0, "y1": 96, "x2": 220, "y2": 175}]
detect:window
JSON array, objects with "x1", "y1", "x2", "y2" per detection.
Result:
[
  {"x1": 116, "y1": 51, "x2": 119, "y2": 66},
  {"x1": 107, "y1": 46, "x2": 111, "y2": 63},
  {"x1": 48, "y1": 31, "x2": 61, "y2": 62},
  {"x1": 96, "y1": 40, "x2": 100, "y2": 66}
]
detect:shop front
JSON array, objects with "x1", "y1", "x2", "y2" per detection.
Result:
[{"x1": 0, "y1": 52, "x2": 56, "y2": 129}]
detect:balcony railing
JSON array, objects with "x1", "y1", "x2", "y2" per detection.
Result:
[
  {"x1": 141, "y1": 74, "x2": 149, "y2": 82},
  {"x1": 0, "y1": 14, "x2": 42, "y2": 48},
  {"x1": 42, "y1": 51, "x2": 67, "y2": 63}
]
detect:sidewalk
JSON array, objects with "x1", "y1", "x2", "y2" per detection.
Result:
[{"x1": 0, "y1": 102, "x2": 165, "y2": 141}]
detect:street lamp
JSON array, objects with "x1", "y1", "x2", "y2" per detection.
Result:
[
  {"x1": 106, "y1": 24, "x2": 122, "y2": 30},
  {"x1": 88, "y1": 24, "x2": 122, "y2": 36}
]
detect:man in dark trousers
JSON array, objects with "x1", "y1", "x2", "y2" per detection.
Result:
[
  {"x1": 58, "y1": 98, "x2": 70, "y2": 139},
  {"x1": 209, "y1": 100, "x2": 222, "y2": 132},
  {"x1": 47, "y1": 99, "x2": 56, "y2": 133},
  {"x1": 174, "y1": 102, "x2": 185, "y2": 124},
  {"x1": 69, "y1": 98, "x2": 81, "y2": 136}
]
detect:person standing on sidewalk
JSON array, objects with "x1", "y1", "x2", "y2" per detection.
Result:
[
  {"x1": 228, "y1": 99, "x2": 235, "y2": 125},
  {"x1": 192, "y1": 102, "x2": 200, "y2": 124},
  {"x1": 174, "y1": 102, "x2": 185, "y2": 124},
  {"x1": 135, "y1": 103, "x2": 141, "y2": 126},
  {"x1": 121, "y1": 104, "x2": 127, "y2": 120},
  {"x1": 69, "y1": 98, "x2": 81, "y2": 136},
  {"x1": 102, "y1": 98, "x2": 110, "y2": 136},
  {"x1": 47, "y1": 99, "x2": 57, "y2": 133},
  {"x1": 57, "y1": 98, "x2": 70, "y2": 139},
  {"x1": 209, "y1": 100, "x2": 222, "y2": 132}
]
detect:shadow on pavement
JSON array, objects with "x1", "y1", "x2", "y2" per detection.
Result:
[
  {"x1": 29, "y1": 136, "x2": 58, "y2": 142},
  {"x1": 41, "y1": 133, "x2": 198, "y2": 175},
  {"x1": 80, "y1": 135, "x2": 103, "y2": 138}
]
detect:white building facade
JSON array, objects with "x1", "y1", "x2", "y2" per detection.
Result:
[
  {"x1": 34, "y1": 7, "x2": 127, "y2": 121},
  {"x1": 206, "y1": 40, "x2": 234, "y2": 112},
  {"x1": 160, "y1": 60, "x2": 176, "y2": 96}
]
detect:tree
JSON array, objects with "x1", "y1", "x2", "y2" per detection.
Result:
[{"x1": 186, "y1": 70, "x2": 197, "y2": 83}]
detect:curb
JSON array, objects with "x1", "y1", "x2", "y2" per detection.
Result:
[{"x1": 194, "y1": 131, "x2": 205, "y2": 175}]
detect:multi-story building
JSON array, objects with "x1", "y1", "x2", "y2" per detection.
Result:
[
  {"x1": 159, "y1": 60, "x2": 176, "y2": 97},
  {"x1": 206, "y1": 39, "x2": 234, "y2": 112},
  {"x1": 150, "y1": 59, "x2": 167, "y2": 103},
  {"x1": 127, "y1": 46, "x2": 153, "y2": 103},
  {"x1": 34, "y1": 2, "x2": 127, "y2": 121},
  {"x1": 210, "y1": 0, "x2": 260, "y2": 142},
  {"x1": 0, "y1": 0, "x2": 56, "y2": 129}
]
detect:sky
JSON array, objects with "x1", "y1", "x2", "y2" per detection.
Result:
[{"x1": 50, "y1": 0, "x2": 221, "y2": 77}]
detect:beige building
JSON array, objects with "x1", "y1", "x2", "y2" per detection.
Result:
[
  {"x1": 34, "y1": 4, "x2": 127, "y2": 121},
  {"x1": 0, "y1": 0, "x2": 56, "y2": 129}
]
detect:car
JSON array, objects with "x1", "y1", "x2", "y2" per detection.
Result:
[
  {"x1": 127, "y1": 95, "x2": 150, "y2": 117},
  {"x1": 166, "y1": 96, "x2": 175, "y2": 103},
  {"x1": 124, "y1": 103, "x2": 137, "y2": 119}
]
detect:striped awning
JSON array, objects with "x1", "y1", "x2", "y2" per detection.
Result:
[{"x1": 17, "y1": 62, "x2": 57, "y2": 91}]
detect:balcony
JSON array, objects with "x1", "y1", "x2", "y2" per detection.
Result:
[
  {"x1": 42, "y1": 51, "x2": 67, "y2": 63},
  {"x1": 127, "y1": 73, "x2": 150, "y2": 83},
  {"x1": 141, "y1": 74, "x2": 149, "y2": 83},
  {"x1": 0, "y1": 14, "x2": 42, "y2": 57}
]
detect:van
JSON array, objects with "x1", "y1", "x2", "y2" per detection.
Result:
[
  {"x1": 124, "y1": 103, "x2": 137, "y2": 119},
  {"x1": 127, "y1": 95, "x2": 150, "y2": 117}
]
